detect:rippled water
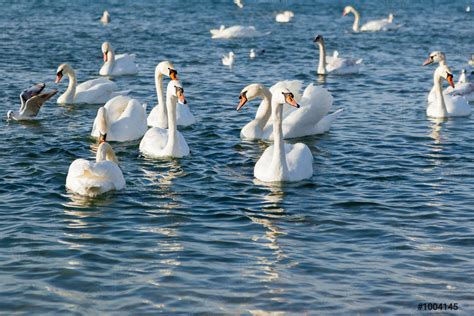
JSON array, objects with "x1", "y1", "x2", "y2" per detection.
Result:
[{"x1": 1, "y1": 0, "x2": 474, "y2": 314}]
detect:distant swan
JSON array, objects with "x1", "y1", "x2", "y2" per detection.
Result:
[
  {"x1": 147, "y1": 61, "x2": 195, "y2": 128},
  {"x1": 444, "y1": 69, "x2": 474, "y2": 102},
  {"x1": 276, "y1": 11, "x2": 294, "y2": 23},
  {"x1": 343, "y1": 6, "x2": 397, "y2": 32},
  {"x1": 238, "y1": 80, "x2": 342, "y2": 140},
  {"x1": 244, "y1": 84, "x2": 313, "y2": 182},
  {"x1": 140, "y1": 80, "x2": 190, "y2": 158},
  {"x1": 423, "y1": 51, "x2": 471, "y2": 118},
  {"x1": 100, "y1": 41, "x2": 138, "y2": 76},
  {"x1": 7, "y1": 83, "x2": 57, "y2": 121},
  {"x1": 91, "y1": 96, "x2": 148, "y2": 142},
  {"x1": 222, "y1": 51, "x2": 235, "y2": 67},
  {"x1": 210, "y1": 25, "x2": 269, "y2": 39},
  {"x1": 313, "y1": 35, "x2": 362, "y2": 75},
  {"x1": 66, "y1": 141, "x2": 125, "y2": 197},
  {"x1": 55, "y1": 63, "x2": 129, "y2": 104},
  {"x1": 100, "y1": 10, "x2": 110, "y2": 24}
]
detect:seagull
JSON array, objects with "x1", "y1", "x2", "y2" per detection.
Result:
[
  {"x1": 7, "y1": 83, "x2": 57, "y2": 121},
  {"x1": 100, "y1": 10, "x2": 110, "y2": 24},
  {"x1": 234, "y1": 0, "x2": 243, "y2": 9},
  {"x1": 222, "y1": 52, "x2": 235, "y2": 67}
]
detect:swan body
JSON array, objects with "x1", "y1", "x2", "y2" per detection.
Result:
[
  {"x1": 100, "y1": 10, "x2": 110, "y2": 24},
  {"x1": 276, "y1": 11, "x2": 294, "y2": 23},
  {"x1": 147, "y1": 61, "x2": 195, "y2": 128},
  {"x1": 313, "y1": 35, "x2": 362, "y2": 75},
  {"x1": 55, "y1": 63, "x2": 129, "y2": 104},
  {"x1": 424, "y1": 51, "x2": 471, "y2": 118},
  {"x1": 238, "y1": 81, "x2": 342, "y2": 140},
  {"x1": 444, "y1": 69, "x2": 474, "y2": 101},
  {"x1": 234, "y1": 0, "x2": 243, "y2": 9},
  {"x1": 249, "y1": 85, "x2": 313, "y2": 182},
  {"x1": 249, "y1": 49, "x2": 256, "y2": 59},
  {"x1": 222, "y1": 52, "x2": 235, "y2": 67},
  {"x1": 140, "y1": 80, "x2": 190, "y2": 158},
  {"x1": 210, "y1": 25, "x2": 269, "y2": 39},
  {"x1": 343, "y1": 6, "x2": 397, "y2": 32},
  {"x1": 100, "y1": 42, "x2": 138, "y2": 76},
  {"x1": 7, "y1": 83, "x2": 57, "y2": 121},
  {"x1": 66, "y1": 142, "x2": 125, "y2": 197},
  {"x1": 91, "y1": 96, "x2": 148, "y2": 142}
]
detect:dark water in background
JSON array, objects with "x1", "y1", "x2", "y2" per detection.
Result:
[{"x1": 0, "y1": 0, "x2": 473, "y2": 314}]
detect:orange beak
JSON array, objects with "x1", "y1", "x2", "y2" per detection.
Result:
[
  {"x1": 55, "y1": 73, "x2": 63, "y2": 83},
  {"x1": 237, "y1": 94, "x2": 248, "y2": 111},
  {"x1": 423, "y1": 57, "x2": 433, "y2": 66},
  {"x1": 447, "y1": 74, "x2": 455, "y2": 88},
  {"x1": 342, "y1": 11, "x2": 347, "y2": 16},
  {"x1": 170, "y1": 70, "x2": 178, "y2": 80},
  {"x1": 103, "y1": 52, "x2": 108, "y2": 62},
  {"x1": 285, "y1": 96, "x2": 300, "y2": 108}
]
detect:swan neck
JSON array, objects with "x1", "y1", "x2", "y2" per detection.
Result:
[
  {"x1": 352, "y1": 9, "x2": 360, "y2": 32},
  {"x1": 255, "y1": 87, "x2": 272, "y2": 128},
  {"x1": 155, "y1": 71, "x2": 167, "y2": 121},
  {"x1": 433, "y1": 72, "x2": 448, "y2": 116},
  {"x1": 271, "y1": 101, "x2": 289, "y2": 177},
  {"x1": 166, "y1": 94, "x2": 178, "y2": 151},
  {"x1": 65, "y1": 70, "x2": 77, "y2": 102},
  {"x1": 317, "y1": 41, "x2": 327, "y2": 75}
]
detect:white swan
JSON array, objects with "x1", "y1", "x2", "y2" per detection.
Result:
[
  {"x1": 55, "y1": 63, "x2": 129, "y2": 104},
  {"x1": 238, "y1": 80, "x2": 342, "y2": 140},
  {"x1": 66, "y1": 142, "x2": 125, "y2": 197},
  {"x1": 423, "y1": 51, "x2": 471, "y2": 118},
  {"x1": 313, "y1": 35, "x2": 362, "y2": 75},
  {"x1": 210, "y1": 25, "x2": 269, "y2": 39},
  {"x1": 140, "y1": 80, "x2": 190, "y2": 158},
  {"x1": 147, "y1": 61, "x2": 195, "y2": 128},
  {"x1": 100, "y1": 42, "x2": 138, "y2": 76},
  {"x1": 234, "y1": 0, "x2": 243, "y2": 9},
  {"x1": 445, "y1": 69, "x2": 474, "y2": 102},
  {"x1": 276, "y1": 11, "x2": 294, "y2": 23},
  {"x1": 7, "y1": 83, "x2": 57, "y2": 121},
  {"x1": 91, "y1": 96, "x2": 147, "y2": 142},
  {"x1": 343, "y1": 6, "x2": 397, "y2": 32},
  {"x1": 250, "y1": 85, "x2": 313, "y2": 182},
  {"x1": 222, "y1": 51, "x2": 235, "y2": 67},
  {"x1": 100, "y1": 10, "x2": 110, "y2": 24},
  {"x1": 249, "y1": 49, "x2": 256, "y2": 59}
]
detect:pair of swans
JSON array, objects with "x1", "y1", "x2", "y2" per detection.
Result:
[
  {"x1": 90, "y1": 96, "x2": 148, "y2": 142},
  {"x1": 66, "y1": 139, "x2": 125, "y2": 197},
  {"x1": 140, "y1": 80, "x2": 190, "y2": 158},
  {"x1": 55, "y1": 63, "x2": 129, "y2": 104},
  {"x1": 239, "y1": 80, "x2": 342, "y2": 140},
  {"x1": 147, "y1": 61, "x2": 195, "y2": 128},
  {"x1": 313, "y1": 35, "x2": 362, "y2": 75},
  {"x1": 210, "y1": 25, "x2": 269, "y2": 39},
  {"x1": 100, "y1": 41, "x2": 138, "y2": 76},
  {"x1": 343, "y1": 6, "x2": 397, "y2": 32},
  {"x1": 238, "y1": 83, "x2": 313, "y2": 182},
  {"x1": 423, "y1": 51, "x2": 471, "y2": 118},
  {"x1": 7, "y1": 83, "x2": 57, "y2": 121}
]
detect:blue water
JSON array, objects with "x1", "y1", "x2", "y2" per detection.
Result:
[{"x1": 1, "y1": 0, "x2": 474, "y2": 314}]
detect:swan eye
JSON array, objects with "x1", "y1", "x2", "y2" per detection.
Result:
[
  {"x1": 239, "y1": 91, "x2": 247, "y2": 99},
  {"x1": 57, "y1": 70, "x2": 63, "y2": 76}
]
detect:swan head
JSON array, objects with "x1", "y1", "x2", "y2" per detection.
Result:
[
  {"x1": 272, "y1": 87, "x2": 300, "y2": 108},
  {"x1": 387, "y1": 13, "x2": 394, "y2": 23},
  {"x1": 423, "y1": 51, "x2": 445, "y2": 66},
  {"x1": 101, "y1": 41, "x2": 112, "y2": 62},
  {"x1": 237, "y1": 83, "x2": 267, "y2": 111},
  {"x1": 6, "y1": 110, "x2": 13, "y2": 120},
  {"x1": 313, "y1": 34, "x2": 324, "y2": 44},
  {"x1": 343, "y1": 6, "x2": 355, "y2": 16},
  {"x1": 156, "y1": 61, "x2": 178, "y2": 79},
  {"x1": 55, "y1": 63, "x2": 73, "y2": 83},
  {"x1": 97, "y1": 106, "x2": 108, "y2": 143},
  {"x1": 167, "y1": 80, "x2": 187, "y2": 104}
]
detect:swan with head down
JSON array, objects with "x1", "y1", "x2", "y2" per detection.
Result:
[
  {"x1": 55, "y1": 63, "x2": 129, "y2": 104},
  {"x1": 423, "y1": 51, "x2": 471, "y2": 118},
  {"x1": 147, "y1": 61, "x2": 195, "y2": 128},
  {"x1": 238, "y1": 80, "x2": 342, "y2": 140},
  {"x1": 140, "y1": 79, "x2": 190, "y2": 158},
  {"x1": 238, "y1": 84, "x2": 313, "y2": 182}
]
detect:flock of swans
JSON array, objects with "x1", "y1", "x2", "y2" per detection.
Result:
[{"x1": 6, "y1": 5, "x2": 474, "y2": 197}]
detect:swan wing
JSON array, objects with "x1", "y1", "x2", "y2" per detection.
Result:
[
  {"x1": 112, "y1": 54, "x2": 139, "y2": 75},
  {"x1": 76, "y1": 78, "x2": 117, "y2": 92}
]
